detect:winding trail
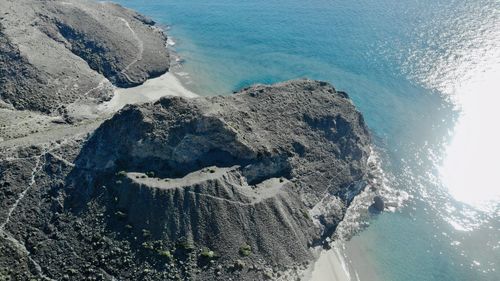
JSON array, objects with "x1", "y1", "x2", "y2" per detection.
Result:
[
  {"x1": 0, "y1": 139, "x2": 76, "y2": 280},
  {"x1": 119, "y1": 17, "x2": 144, "y2": 83},
  {"x1": 53, "y1": 5, "x2": 145, "y2": 114},
  {"x1": 0, "y1": 151, "x2": 45, "y2": 230},
  {"x1": 0, "y1": 146, "x2": 55, "y2": 280}
]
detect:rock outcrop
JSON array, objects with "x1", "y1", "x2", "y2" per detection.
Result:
[
  {"x1": 0, "y1": 79, "x2": 372, "y2": 280},
  {"x1": 0, "y1": 0, "x2": 170, "y2": 114},
  {"x1": 372, "y1": 195, "x2": 385, "y2": 212}
]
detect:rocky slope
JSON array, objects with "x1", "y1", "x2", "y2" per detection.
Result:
[
  {"x1": 0, "y1": 79, "x2": 373, "y2": 280},
  {"x1": 0, "y1": 0, "x2": 377, "y2": 280},
  {"x1": 0, "y1": 0, "x2": 170, "y2": 114}
]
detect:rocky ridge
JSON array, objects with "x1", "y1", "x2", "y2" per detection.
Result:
[
  {"x1": 0, "y1": 79, "x2": 374, "y2": 280},
  {"x1": 0, "y1": 0, "x2": 377, "y2": 280}
]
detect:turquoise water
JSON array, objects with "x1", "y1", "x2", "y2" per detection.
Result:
[{"x1": 114, "y1": 1, "x2": 499, "y2": 280}]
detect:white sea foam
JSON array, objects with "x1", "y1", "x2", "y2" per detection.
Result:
[
  {"x1": 334, "y1": 147, "x2": 410, "y2": 241},
  {"x1": 166, "y1": 37, "x2": 176, "y2": 46},
  {"x1": 307, "y1": 147, "x2": 409, "y2": 281}
]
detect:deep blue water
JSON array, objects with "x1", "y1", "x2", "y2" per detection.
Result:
[{"x1": 113, "y1": 1, "x2": 499, "y2": 280}]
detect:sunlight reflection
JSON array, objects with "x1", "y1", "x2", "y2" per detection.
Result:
[{"x1": 440, "y1": 63, "x2": 500, "y2": 211}]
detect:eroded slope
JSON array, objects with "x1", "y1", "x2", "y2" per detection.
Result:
[{"x1": 0, "y1": 0, "x2": 170, "y2": 114}]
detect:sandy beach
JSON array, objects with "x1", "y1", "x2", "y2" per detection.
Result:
[
  {"x1": 306, "y1": 244, "x2": 353, "y2": 281},
  {"x1": 99, "y1": 71, "x2": 198, "y2": 113},
  {"x1": 304, "y1": 237, "x2": 385, "y2": 281}
]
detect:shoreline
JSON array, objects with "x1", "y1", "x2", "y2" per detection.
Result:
[
  {"x1": 305, "y1": 243, "x2": 353, "y2": 281},
  {"x1": 98, "y1": 34, "x2": 199, "y2": 113},
  {"x1": 99, "y1": 71, "x2": 198, "y2": 113},
  {"x1": 99, "y1": 18, "x2": 375, "y2": 281},
  {"x1": 304, "y1": 239, "x2": 384, "y2": 281}
]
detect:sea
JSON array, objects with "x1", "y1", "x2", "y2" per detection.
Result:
[{"x1": 112, "y1": 1, "x2": 499, "y2": 280}]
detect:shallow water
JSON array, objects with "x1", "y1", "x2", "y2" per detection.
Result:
[{"x1": 114, "y1": 0, "x2": 499, "y2": 280}]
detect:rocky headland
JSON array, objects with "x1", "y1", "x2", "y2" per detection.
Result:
[{"x1": 0, "y1": 1, "x2": 379, "y2": 280}]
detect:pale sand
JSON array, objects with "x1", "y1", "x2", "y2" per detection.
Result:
[
  {"x1": 305, "y1": 238, "x2": 384, "y2": 281},
  {"x1": 307, "y1": 244, "x2": 353, "y2": 281},
  {"x1": 343, "y1": 236, "x2": 383, "y2": 281},
  {"x1": 99, "y1": 72, "x2": 198, "y2": 113}
]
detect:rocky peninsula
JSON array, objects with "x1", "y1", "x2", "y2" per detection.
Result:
[{"x1": 0, "y1": 0, "x2": 378, "y2": 280}]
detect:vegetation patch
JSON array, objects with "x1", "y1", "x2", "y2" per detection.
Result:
[
  {"x1": 142, "y1": 229, "x2": 151, "y2": 238},
  {"x1": 239, "y1": 243, "x2": 252, "y2": 256},
  {"x1": 177, "y1": 239, "x2": 195, "y2": 251},
  {"x1": 200, "y1": 248, "x2": 218, "y2": 259},
  {"x1": 157, "y1": 250, "x2": 173, "y2": 259}
]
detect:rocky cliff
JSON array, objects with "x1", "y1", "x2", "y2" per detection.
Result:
[
  {"x1": 0, "y1": 0, "x2": 376, "y2": 280},
  {"x1": 0, "y1": 79, "x2": 372, "y2": 280}
]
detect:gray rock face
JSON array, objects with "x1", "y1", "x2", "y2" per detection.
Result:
[
  {"x1": 372, "y1": 195, "x2": 385, "y2": 212},
  {"x1": 79, "y1": 80, "x2": 370, "y2": 205},
  {"x1": 0, "y1": 0, "x2": 170, "y2": 114},
  {"x1": 0, "y1": 79, "x2": 372, "y2": 280},
  {"x1": 0, "y1": 1, "x2": 375, "y2": 280}
]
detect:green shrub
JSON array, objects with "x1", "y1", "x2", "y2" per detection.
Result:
[
  {"x1": 200, "y1": 248, "x2": 217, "y2": 259},
  {"x1": 300, "y1": 209, "x2": 310, "y2": 220},
  {"x1": 157, "y1": 250, "x2": 172, "y2": 259},
  {"x1": 177, "y1": 240, "x2": 195, "y2": 251},
  {"x1": 142, "y1": 242, "x2": 153, "y2": 250},
  {"x1": 239, "y1": 243, "x2": 252, "y2": 256}
]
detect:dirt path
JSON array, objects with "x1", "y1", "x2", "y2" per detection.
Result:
[
  {"x1": 119, "y1": 17, "x2": 144, "y2": 83},
  {"x1": 0, "y1": 145, "x2": 55, "y2": 280},
  {"x1": 0, "y1": 119, "x2": 102, "y2": 150}
]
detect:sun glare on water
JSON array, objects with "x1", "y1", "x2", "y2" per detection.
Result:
[
  {"x1": 440, "y1": 71, "x2": 500, "y2": 210},
  {"x1": 407, "y1": 6, "x2": 500, "y2": 215},
  {"x1": 439, "y1": 53, "x2": 500, "y2": 212}
]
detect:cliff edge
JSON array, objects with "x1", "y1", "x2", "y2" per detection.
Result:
[{"x1": 0, "y1": 80, "x2": 372, "y2": 280}]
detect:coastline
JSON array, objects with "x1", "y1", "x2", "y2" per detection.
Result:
[
  {"x1": 306, "y1": 243, "x2": 353, "y2": 281},
  {"x1": 124, "y1": 34, "x2": 373, "y2": 281},
  {"x1": 304, "y1": 239, "x2": 384, "y2": 281},
  {"x1": 98, "y1": 33, "x2": 199, "y2": 113},
  {"x1": 1, "y1": 2, "x2": 384, "y2": 280}
]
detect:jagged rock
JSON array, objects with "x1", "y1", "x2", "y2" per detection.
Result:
[
  {"x1": 0, "y1": 0, "x2": 170, "y2": 114},
  {"x1": 62, "y1": 79, "x2": 370, "y2": 278},
  {"x1": 372, "y1": 195, "x2": 385, "y2": 212}
]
